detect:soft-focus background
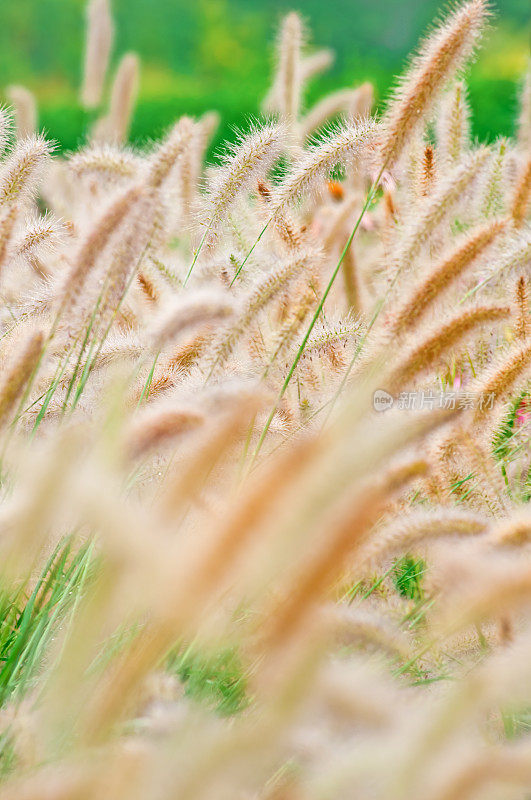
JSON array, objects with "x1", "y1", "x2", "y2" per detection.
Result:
[{"x1": 1, "y1": 0, "x2": 529, "y2": 151}]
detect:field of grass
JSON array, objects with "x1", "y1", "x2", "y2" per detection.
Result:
[{"x1": 0, "y1": 0, "x2": 529, "y2": 797}]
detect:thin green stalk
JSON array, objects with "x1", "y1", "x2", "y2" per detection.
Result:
[
  {"x1": 249, "y1": 166, "x2": 386, "y2": 465},
  {"x1": 137, "y1": 351, "x2": 160, "y2": 408},
  {"x1": 230, "y1": 217, "x2": 272, "y2": 286},
  {"x1": 405, "y1": 598, "x2": 435, "y2": 629},
  {"x1": 10, "y1": 335, "x2": 54, "y2": 428},
  {"x1": 54, "y1": 540, "x2": 95, "y2": 664},
  {"x1": 360, "y1": 566, "x2": 395, "y2": 600},
  {"x1": 61, "y1": 292, "x2": 104, "y2": 415},
  {"x1": 261, "y1": 281, "x2": 321, "y2": 380},
  {"x1": 69, "y1": 242, "x2": 151, "y2": 411},
  {"x1": 30, "y1": 346, "x2": 78, "y2": 435},
  {"x1": 460, "y1": 277, "x2": 490, "y2": 304},
  {"x1": 0, "y1": 296, "x2": 17, "y2": 325},
  {"x1": 183, "y1": 223, "x2": 212, "y2": 286},
  {"x1": 70, "y1": 335, "x2": 103, "y2": 411},
  {"x1": 10, "y1": 542, "x2": 93, "y2": 696},
  {"x1": 322, "y1": 185, "x2": 432, "y2": 427},
  {"x1": 393, "y1": 638, "x2": 437, "y2": 678}
]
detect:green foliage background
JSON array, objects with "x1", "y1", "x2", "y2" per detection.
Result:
[{"x1": 0, "y1": 0, "x2": 528, "y2": 150}]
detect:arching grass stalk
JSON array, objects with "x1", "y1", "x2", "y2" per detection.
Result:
[
  {"x1": 183, "y1": 223, "x2": 213, "y2": 287},
  {"x1": 230, "y1": 217, "x2": 273, "y2": 286},
  {"x1": 249, "y1": 163, "x2": 386, "y2": 466}
]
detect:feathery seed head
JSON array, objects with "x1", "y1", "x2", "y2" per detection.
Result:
[
  {"x1": 68, "y1": 144, "x2": 140, "y2": 180},
  {"x1": 516, "y1": 59, "x2": 531, "y2": 153},
  {"x1": 479, "y1": 137, "x2": 507, "y2": 218},
  {"x1": 93, "y1": 53, "x2": 139, "y2": 144},
  {"x1": 97, "y1": 190, "x2": 158, "y2": 325},
  {"x1": 380, "y1": 0, "x2": 489, "y2": 168},
  {"x1": 491, "y1": 514, "x2": 531, "y2": 547},
  {"x1": 0, "y1": 135, "x2": 54, "y2": 207},
  {"x1": 210, "y1": 248, "x2": 319, "y2": 373},
  {"x1": 0, "y1": 328, "x2": 44, "y2": 425},
  {"x1": 301, "y1": 83, "x2": 374, "y2": 139},
  {"x1": 56, "y1": 183, "x2": 143, "y2": 317},
  {"x1": 472, "y1": 338, "x2": 531, "y2": 419},
  {"x1": 6, "y1": 86, "x2": 37, "y2": 139},
  {"x1": 476, "y1": 228, "x2": 531, "y2": 292},
  {"x1": 0, "y1": 204, "x2": 19, "y2": 272},
  {"x1": 391, "y1": 218, "x2": 507, "y2": 335},
  {"x1": 511, "y1": 155, "x2": 531, "y2": 229},
  {"x1": 515, "y1": 275, "x2": 529, "y2": 341},
  {"x1": 364, "y1": 509, "x2": 487, "y2": 563},
  {"x1": 202, "y1": 120, "x2": 287, "y2": 236},
  {"x1": 436, "y1": 80, "x2": 471, "y2": 166},
  {"x1": 421, "y1": 144, "x2": 436, "y2": 196},
  {"x1": 125, "y1": 403, "x2": 204, "y2": 460},
  {"x1": 109, "y1": 53, "x2": 139, "y2": 143},
  {"x1": 390, "y1": 304, "x2": 511, "y2": 389},
  {"x1": 277, "y1": 12, "x2": 303, "y2": 123},
  {"x1": 146, "y1": 116, "x2": 195, "y2": 190},
  {"x1": 392, "y1": 145, "x2": 490, "y2": 277},
  {"x1": 12, "y1": 213, "x2": 66, "y2": 263},
  {"x1": 81, "y1": 0, "x2": 114, "y2": 109},
  {"x1": 0, "y1": 107, "x2": 13, "y2": 157},
  {"x1": 263, "y1": 12, "x2": 304, "y2": 124},
  {"x1": 271, "y1": 117, "x2": 376, "y2": 214},
  {"x1": 301, "y1": 49, "x2": 334, "y2": 83},
  {"x1": 149, "y1": 288, "x2": 236, "y2": 352}
]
